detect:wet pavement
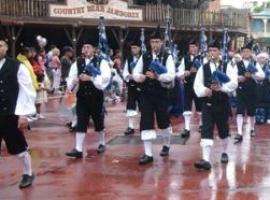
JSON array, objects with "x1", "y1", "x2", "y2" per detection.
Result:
[{"x1": 1, "y1": 98, "x2": 270, "y2": 200}]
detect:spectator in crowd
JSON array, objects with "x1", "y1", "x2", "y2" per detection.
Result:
[
  {"x1": 30, "y1": 48, "x2": 50, "y2": 120},
  {"x1": 60, "y1": 46, "x2": 74, "y2": 91},
  {"x1": 49, "y1": 47, "x2": 61, "y2": 94}
]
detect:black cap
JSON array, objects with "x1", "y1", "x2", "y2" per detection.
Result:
[
  {"x1": 242, "y1": 40, "x2": 253, "y2": 50},
  {"x1": 208, "y1": 39, "x2": 221, "y2": 49},
  {"x1": 188, "y1": 38, "x2": 198, "y2": 46},
  {"x1": 130, "y1": 40, "x2": 141, "y2": 47},
  {"x1": 81, "y1": 35, "x2": 97, "y2": 47},
  {"x1": 150, "y1": 25, "x2": 163, "y2": 40}
]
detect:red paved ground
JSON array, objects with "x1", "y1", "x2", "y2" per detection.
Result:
[{"x1": 1, "y1": 98, "x2": 270, "y2": 200}]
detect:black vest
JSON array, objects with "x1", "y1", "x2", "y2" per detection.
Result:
[
  {"x1": 184, "y1": 54, "x2": 201, "y2": 87},
  {"x1": 76, "y1": 56, "x2": 103, "y2": 98},
  {"x1": 0, "y1": 57, "x2": 20, "y2": 115},
  {"x1": 201, "y1": 61, "x2": 229, "y2": 105},
  {"x1": 142, "y1": 51, "x2": 169, "y2": 95},
  {"x1": 237, "y1": 60, "x2": 257, "y2": 94}
]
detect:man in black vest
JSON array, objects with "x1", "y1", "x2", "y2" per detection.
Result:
[
  {"x1": 133, "y1": 26, "x2": 175, "y2": 165},
  {"x1": 193, "y1": 39, "x2": 238, "y2": 170},
  {"x1": 176, "y1": 38, "x2": 202, "y2": 139},
  {"x1": 65, "y1": 41, "x2": 111, "y2": 158},
  {"x1": 0, "y1": 39, "x2": 36, "y2": 188},
  {"x1": 234, "y1": 41, "x2": 265, "y2": 143},
  {"x1": 123, "y1": 41, "x2": 142, "y2": 135}
]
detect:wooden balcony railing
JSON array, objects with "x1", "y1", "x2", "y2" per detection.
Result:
[{"x1": 0, "y1": 0, "x2": 248, "y2": 31}]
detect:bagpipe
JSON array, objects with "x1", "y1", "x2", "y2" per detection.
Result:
[
  {"x1": 164, "y1": 15, "x2": 174, "y2": 56},
  {"x1": 264, "y1": 65, "x2": 270, "y2": 80},
  {"x1": 246, "y1": 60, "x2": 258, "y2": 74},
  {"x1": 140, "y1": 28, "x2": 147, "y2": 56},
  {"x1": 129, "y1": 60, "x2": 138, "y2": 71},
  {"x1": 98, "y1": 16, "x2": 110, "y2": 62},
  {"x1": 84, "y1": 62, "x2": 101, "y2": 77},
  {"x1": 149, "y1": 59, "x2": 167, "y2": 75},
  {"x1": 211, "y1": 70, "x2": 230, "y2": 86},
  {"x1": 222, "y1": 28, "x2": 230, "y2": 65},
  {"x1": 192, "y1": 58, "x2": 202, "y2": 70}
]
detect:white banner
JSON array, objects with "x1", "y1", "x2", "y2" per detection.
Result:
[{"x1": 49, "y1": 0, "x2": 143, "y2": 21}]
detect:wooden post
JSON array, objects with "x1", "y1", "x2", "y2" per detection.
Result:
[
  {"x1": 112, "y1": 27, "x2": 129, "y2": 61},
  {"x1": 64, "y1": 26, "x2": 84, "y2": 57},
  {"x1": 5, "y1": 25, "x2": 23, "y2": 58}
]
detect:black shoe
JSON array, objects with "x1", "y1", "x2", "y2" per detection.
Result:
[
  {"x1": 199, "y1": 125, "x2": 203, "y2": 133},
  {"x1": 65, "y1": 149, "x2": 83, "y2": 158},
  {"x1": 19, "y1": 174, "x2": 34, "y2": 189},
  {"x1": 69, "y1": 126, "x2": 77, "y2": 132},
  {"x1": 139, "y1": 154, "x2": 154, "y2": 165},
  {"x1": 181, "y1": 129, "x2": 190, "y2": 138},
  {"x1": 97, "y1": 144, "x2": 106, "y2": 154},
  {"x1": 160, "y1": 146, "x2": 170, "y2": 157},
  {"x1": 221, "y1": 153, "x2": 229, "y2": 164},
  {"x1": 66, "y1": 122, "x2": 72, "y2": 128},
  {"x1": 250, "y1": 129, "x2": 255, "y2": 137},
  {"x1": 194, "y1": 159, "x2": 211, "y2": 170},
  {"x1": 124, "y1": 127, "x2": 135, "y2": 135},
  {"x1": 234, "y1": 134, "x2": 243, "y2": 144}
]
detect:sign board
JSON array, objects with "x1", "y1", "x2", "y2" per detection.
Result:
[{"x1": 49, "y1": 0, "x2": 143, "y2": 21}]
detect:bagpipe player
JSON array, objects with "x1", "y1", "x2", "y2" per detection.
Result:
[
  {"x1": 176, "y1": 38, "x2": 203, "y2": 140},
  {"x1": 133, "y1": 26, "x2": 175, "y2": 165},
  {"x1": 65, "y1": 38, "x2": 111, "y2": 158},
  {"x1": 123, "y1": 40, "x2": 142, "y2": 135},
  {"x1": 234, "y1": 40, "x2": 265, "y2": 143},
  {"x1": 193, "y1": 39, "x2": 238, "y2": 170}
]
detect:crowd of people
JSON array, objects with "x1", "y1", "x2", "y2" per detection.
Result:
[{"x1": 1, "y1": 25, "x2": 270, "y2": 189}]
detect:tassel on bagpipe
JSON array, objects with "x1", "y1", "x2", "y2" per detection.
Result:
[
  {"x1": 98, "y1": 16, "x2": 110, "y2": 61},
  {"x1": 199, "y1": 27, "x2": 207, "y2": 64},
  {"x1": 140, "y1": 28, "x2": 147, "y2": 56}
]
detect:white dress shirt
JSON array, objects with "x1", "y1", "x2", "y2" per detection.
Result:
[
  {"x1": 194, "y1": 61, "x2": 238, "y2": 98},
  {"x1": 67, "y1": 57, "x2": 111, "y2": 91},
  {"x1": 0, "y1": 58, "x2": 36, "y2": 116}
]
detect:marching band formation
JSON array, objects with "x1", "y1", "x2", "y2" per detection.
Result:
[{"x1": 1, "y1": 16, "x2": 270, "y2": 189}]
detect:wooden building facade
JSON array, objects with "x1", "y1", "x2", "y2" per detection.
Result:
[{"x1": 0, "y1": 0, "x2": 248, "y2": 57}]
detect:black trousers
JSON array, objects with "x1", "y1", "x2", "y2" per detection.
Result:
[
  {"x1": 183, "y1": 85, "x2": 202, "y2": 112},
  {"x1": 236, "y1": 89, "x2": 256, "y2": 116},
  {"x1": 126, "y1": 84, "x2": 141, "y2": 111},
  {"x1": 140, "y1": 93, "x2": 170, "y2": 131},
  {"x1": 76, "y1": 94, "x2": 104, "y2": 133},
  {"x1": 201, "y1": 102, "x2": 230, "y2": 140},
  {"x1": 0, "y1": 115, "x2": 28, "y2": 155}
]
